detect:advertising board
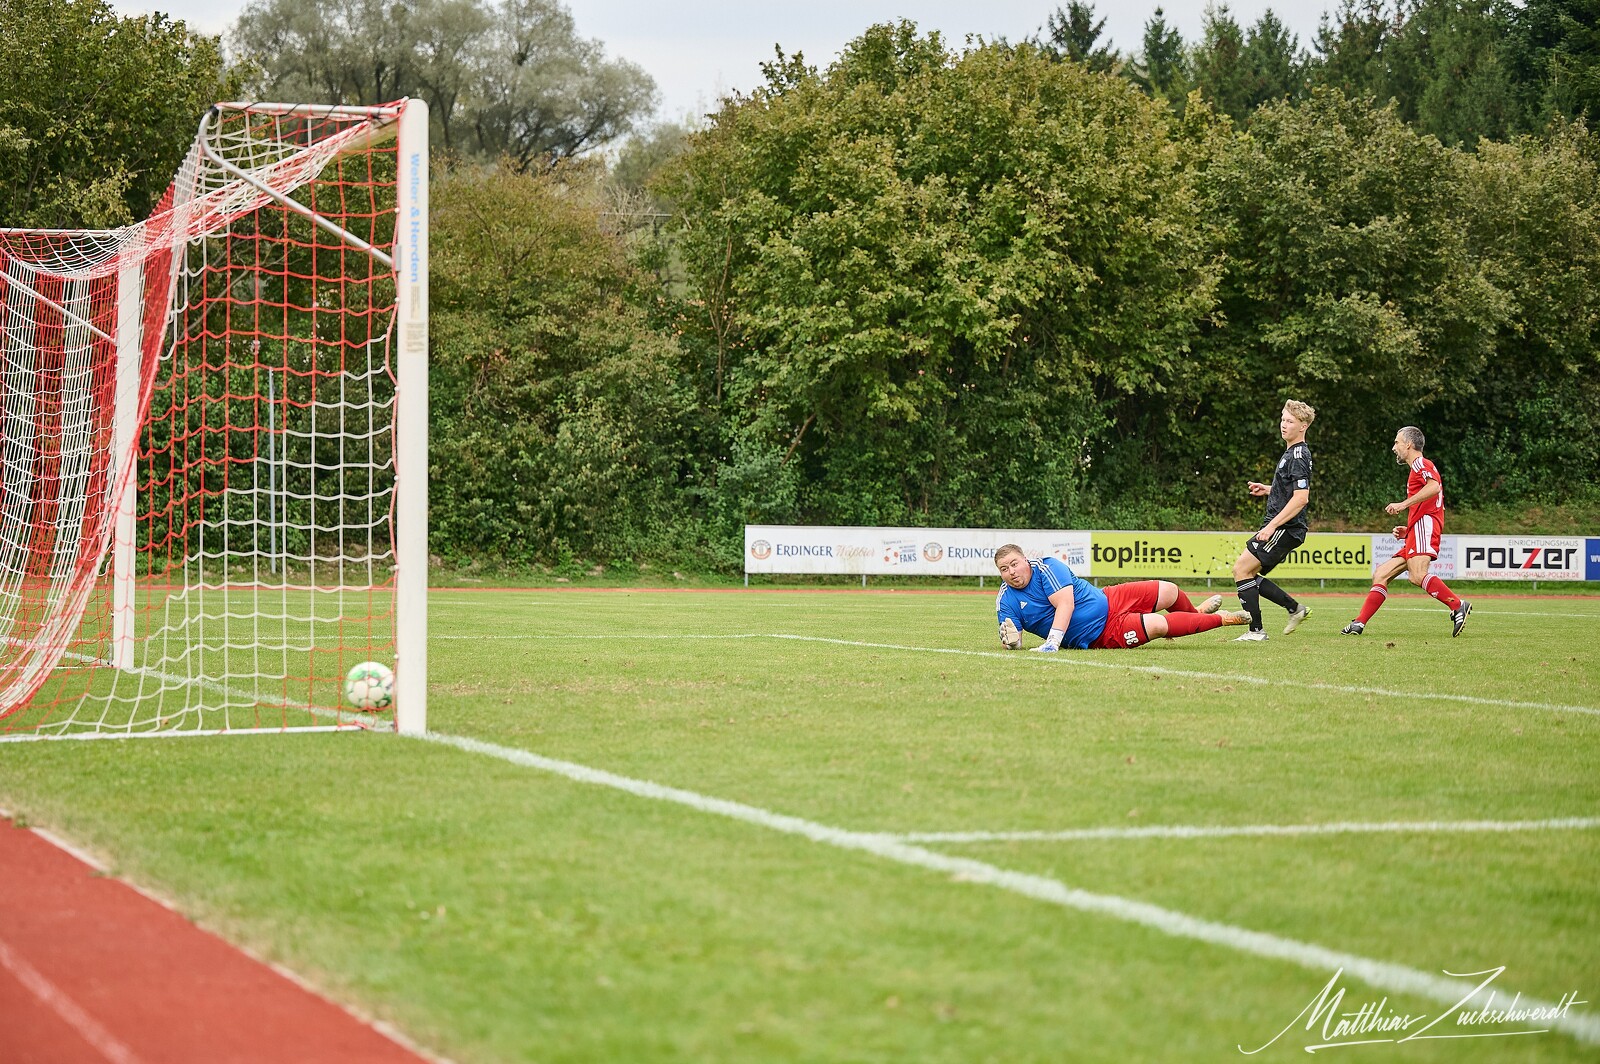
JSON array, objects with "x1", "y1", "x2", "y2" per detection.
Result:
[
  {"x1": 744, "y1": 527, "x2": 1596, "y2": 582},
  {"x1": 1456, "y1": 537, "x2": 1585, "y2": 581},
  {"x1": 744, "y1": 526, "x2": 1091, "y2": 576},
  {"x1": 1091, "y1": 532, "x2": 1371, "y2": 581}
]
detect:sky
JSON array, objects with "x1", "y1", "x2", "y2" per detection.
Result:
[{"x1": 110, "y1": 0, "x2": 1338, "y2": 126}]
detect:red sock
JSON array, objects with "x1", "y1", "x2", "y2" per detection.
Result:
[
  {"x1": 1356, "y1": 585, "x2": 1388, "y2": 624},
  {"x1": 1422, "y1": 574, "x2": 1462, "y2": 610},
  {"x1": 1169, "y1": 589, "x2": 1198, "y2": 613},
  {"x1": 1162, "y1": 612, "x2": 1223, "y2": 638}
]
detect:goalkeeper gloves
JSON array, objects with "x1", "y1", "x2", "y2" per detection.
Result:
[
  {"x1": 1029, "y1": 628, "x2": 1066, "y2": 652},
  {"x1": 999, "y1": 618, "x2": 1022, "y2": 649}
]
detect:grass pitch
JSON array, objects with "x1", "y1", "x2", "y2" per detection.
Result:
[{"x1": 2, "y1": 586, "x2": 1597, "y2": 1062}]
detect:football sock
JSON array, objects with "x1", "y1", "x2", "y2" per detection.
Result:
[
  {"x1": 1169, "y1": 588, "x2": 1198, "y2": 613},
  {"x1": 1422, "y1": 574, "x2": 1462, "y2": 611},
  {"x1": 1163, "y1": 612, "x2": 1223, "y2": 638},
  {"x1": 1356, "y1": 584, "x2": 1388, "y2": 624},
  {"x1": 1236, "y1": 578, "x2": 1263, "y2": 631},
  {"x1": 1256, "y1": 578, "x2": 1299, "y2": 614}
]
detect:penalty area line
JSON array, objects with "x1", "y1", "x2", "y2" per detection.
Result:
[
  {"x1": 762, "y1": 635, "x2": 1600, "y2": 718},
  {"x1": 449, "y1": 632, "x2": 1599, "y2": 716},
  {"x1": 1384, "y1": 606, "x2": 1600, "y2": 619},
  {"x1": 417, "y1": 730, "x2": 1600, "y2": 1048},
  {"x1": 887, "y1": 816, "x2": 1600, "y2": 844}
]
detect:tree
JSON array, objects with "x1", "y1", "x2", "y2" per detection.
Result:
[
  {"x1": 1035, "y1": 2, "x2": 1118, "y2": 73},
  {"x1": 1191, "y1": 4, "x2": 1253, "y2": 120},
  {"x1": 1138, "y1": 7, "x2": 1189, "y2": 101},
  {"x1": 465, "y1": 0, "x2": 656, "y2": 167},
  {"x1": 1376, "y1": 0, "x2": 1518, "y2": 145},
  {"x1": 428, "y1": 159, "x2": 691, "y2": 562},
  {"x1": 658, "y1": 23, "x2": 1217, "y2": 532},
  {"x1": 1241, "y1": 10, "x2": 1305, "y2": 111},
  {"x1": 1173, "y1": 90, "x2": 1513, "y2": 514},
  {"x1": 612, "y1": 121, "x2": 693, "y2": 194},
  {"x1": 1308, "y1": 0, "x2": 1396, "y2": 102},
  {"x1": 1502, "y1": 0, "x2": 1600, "y2": 131},
  {"x1": 0, "y1": 0, "x2": 241, "y2": 227},
  {"x1": 232, "y1": 0, "x2": 656, "y2": 165},
  {"x1": 412, "y1": 0, "x2": 494, "y2": 154},
  {"x1": 1447, "y1": 121, "x2": 1600, "y2": 497}
]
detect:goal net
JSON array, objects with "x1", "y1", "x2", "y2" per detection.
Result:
[{"x1": 0, "y1": 100, "x2": 428, "y2": 741}]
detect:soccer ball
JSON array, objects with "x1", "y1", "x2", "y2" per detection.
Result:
[{"x1": 343, "y1": 661, "x2": 395, "y2": 711}]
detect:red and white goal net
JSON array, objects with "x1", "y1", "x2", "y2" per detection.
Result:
[{"x1": 0, "y1": 101, "x2": 428, "y2": 740}]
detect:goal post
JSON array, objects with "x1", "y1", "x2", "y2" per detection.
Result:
[
  {"x1": 392, "y1": 101, "x2": 429, "y2": 737},
  {"x1": 111, "y1": 256, "x2": 142, "y2": 673},
  {"x1": 0, "y1": 99, "x2": 428, "y2": 741}
]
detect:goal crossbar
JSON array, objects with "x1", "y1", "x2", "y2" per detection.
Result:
[{"x1": 196, "y1": 106, "x2": 398, "y2": 268}]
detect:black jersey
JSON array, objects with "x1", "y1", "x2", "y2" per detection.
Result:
[{"x1": 1265, "y1": 442, "x2": 1312, "y2": 533}]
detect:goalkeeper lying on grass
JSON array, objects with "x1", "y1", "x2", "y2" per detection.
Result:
[{"x1": 994, "y1": 544, "x2": 1250, "y2": 651}]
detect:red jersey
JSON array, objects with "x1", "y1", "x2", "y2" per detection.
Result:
[{"x1": 1406, "y1": 456, "x2": 1444, "y2": 527}]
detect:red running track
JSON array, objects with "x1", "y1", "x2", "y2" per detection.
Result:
[{"x1": 0, "y1": 818, "x2": 435, "y2": 1064}]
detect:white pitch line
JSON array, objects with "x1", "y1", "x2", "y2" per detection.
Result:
[
  {"x1": 430, "y1": 633, "x2": 608, "y2": 640},
  {"x1": 889, "y1": 817, "x2": 1600, "y2": 844},
  {"x1": 1382, "y1": 606, "x2": 1600, "y2": 619},
  {"x1": 431, "y1": 633, "x2": 739, "y2": 638},
  {"x1": 763, "y1": 634, "x2": 1600, "y2": 718},
  {"x1": 466, "y1": 632, "x2": 1600, "y2": 717},
  {"x1": 427, "y1": 599, "x2": 563, "y2": 606},
  {"x1": 429, "y1": 633, "x2": 749, "y2": 641},
  {"x1": 0, "y1": 936, "x2": 148, "y2": 1064},
  {"x1": 416, "y1": 730, "x2": 1600, "y2": 1047}
]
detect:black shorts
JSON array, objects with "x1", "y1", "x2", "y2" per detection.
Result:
[{"x1": 1245, "y1": 527, "x2": 1305, "y2": 575}]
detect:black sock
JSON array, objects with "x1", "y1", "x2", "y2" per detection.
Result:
[
  {"x1": 1257, "y1": 578, "x2": 1299, "y2": 614},
  {"x1": 1236, "y1": 578, "x2": 1263, "y2": 631}
]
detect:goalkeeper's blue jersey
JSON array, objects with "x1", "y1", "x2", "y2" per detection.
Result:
[{"x1": 995, "y1": 557, "x2": 1109, "y2": 650}]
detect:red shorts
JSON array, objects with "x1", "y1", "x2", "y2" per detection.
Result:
[
  {"x1": 1091, "y1": 580, "x2": 1162, "y2": 649},
  {"x1": 1394, "y1": 514, "x2": 1442, "y2": 560}
]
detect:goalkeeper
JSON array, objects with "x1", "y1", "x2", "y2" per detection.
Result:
[{"x1": 994, "y1": 545, "x2": 1250, "y2": 651}]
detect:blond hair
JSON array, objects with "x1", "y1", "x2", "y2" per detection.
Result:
[{"x1": 1284, "y1": 399, "x2": 1316, "y2": 426}]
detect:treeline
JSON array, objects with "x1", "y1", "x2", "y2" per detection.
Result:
[
  {"x1": 431, "y1": 23, "x2": 1600, "y2": 568},
  {"x1": 3, "y1": 0, "x2": 1598, "y2": 571},
  {"x1": 231, "y1": 0, "x2": 655, "y2": 167},
  {"x1": 0, "y1": 0, "x2": 652, "y2": 226},
  {"x1": 1045, "y1": 0, "x2": 1598, "y2": 146},
  {"x1": 0, "y1": 0, "x2": 239, "y2": 227}
]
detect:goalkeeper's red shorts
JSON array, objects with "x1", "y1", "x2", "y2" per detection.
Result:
[{"x1": 1091, "y1": 580, "x2": 1161, "y2": 649}]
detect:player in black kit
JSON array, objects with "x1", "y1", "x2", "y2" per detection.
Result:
[{"x1": 1230, "y1": 401, "x2": 1316, "y2": 642}]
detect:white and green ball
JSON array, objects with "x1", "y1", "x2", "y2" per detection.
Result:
[{"x1": 343, "y1": 661, "x2": 395, "y2": 711}]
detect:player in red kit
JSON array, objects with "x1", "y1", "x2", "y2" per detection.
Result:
[{"x1": 1342, "y1": 426, "x2": 1471, "y2": 637}]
